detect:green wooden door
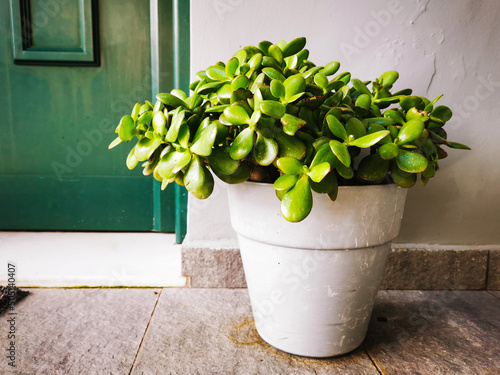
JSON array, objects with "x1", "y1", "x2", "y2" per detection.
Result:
[{"x1": 0, "y1": 0, "x2": 187, "y2": 234}]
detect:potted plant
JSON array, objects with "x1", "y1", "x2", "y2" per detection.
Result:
[{"x1": 109, "y1": 37, "x2": 469, "y2": 357}]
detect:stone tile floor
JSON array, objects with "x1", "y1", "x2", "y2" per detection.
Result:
[{"x1": 0, "y1": 288, "x2": 499, "y2": 375}]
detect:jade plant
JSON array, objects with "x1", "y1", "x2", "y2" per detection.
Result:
[{"x1": 109, "y1": 37, "x2": 470, "y2": 222}]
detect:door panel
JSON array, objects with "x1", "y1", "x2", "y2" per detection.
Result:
[{"x1": 0, "y1": 0, "x2": 176, "y2": 231}]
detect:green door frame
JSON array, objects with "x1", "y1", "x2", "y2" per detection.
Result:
[{"x1": 151, "y1": 0, "x2": 189, "y2": 243}]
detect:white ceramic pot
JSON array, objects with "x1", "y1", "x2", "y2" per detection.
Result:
[{"x1": 227, "y1": 182, "x2": 407, "y2": 357}]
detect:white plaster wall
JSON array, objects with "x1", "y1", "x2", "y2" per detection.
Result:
[{"x1": 185, "y1": 0, "x2": 500, "y2": 247}]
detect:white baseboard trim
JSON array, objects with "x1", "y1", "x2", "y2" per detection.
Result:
[{"x1": 0, "y1": 232, "x2": 186, "y2": 287}]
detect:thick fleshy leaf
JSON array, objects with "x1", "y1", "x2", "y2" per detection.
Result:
[
  {"x1": 346, "y1": 117, "x2": 367, "y2": 139},
  {"x1": 432, "y1": 105, "x2": 453, "y2": 122},
  {"x1": 126, "y1": 145, "x2": 138, "y2": 169},
  {"x1": 223, "y1": 104, "x2": 251, "y2": 125},
  {"x1": 205, "y1": 104, "x2": 230, "y2": 113},
  {"x1": 390, "y1": 163, "x2": 416, "y2": 188},
  {"x1": 281, "y1": 113, "x2": 306, "y2": 136},
  {"x1": 307, "y1": 162, "x2": 331, "y2": 183},
  {"x1": 270, "y1": 79, "x2": 286, "y2": 100},
  {"x1": 329, "y1": 140, "x2": 351, "y2": 167},
  {"x1": 446, "y1": 141, "x2": 471, "y2": 150},
  {"x1": 310, "y1": 172, "x2": 337, "y2": 195},
  {"x1": 348, "y1": 130, "x2": 390, "y2": 148},
  {"x1": 357, "y1": 154, "x2": 389, "y2": 182},
  {"x1": 396, "y1": 119, "x2": 425, "y2": 145},
  {"x1": 366, "y1": 117, "x2": 395, "y2": 126},
  {"x1": 336, "y1": 162, "x2": 354, "y2": 179},
  {"x1": 281, "y1": 175, "x2": 313, "y2": 222},
  {"x1": 183, "y1": 156, "x2": 214, "y2": 198},
  {"x1": 273, "y1": 174, "x2": 298, "y2": 191},
  {"x1": 156, "y1": 93, "x2": 188, "y2": 109},
  {"x1": 165, "y1": 109, "x2": 186, "y2": 142},
  {"x1": 268, "y1": 44, "x2": 283, "y2": 65},
  {"x1": 355, "y1": 94, "x2": 372, "y2": 110},
  {"x1": 206, "y1": 146, "x2": 239, "y2": 175},
  {"x1": 230, "y1": 128, "x2": 254, "y2": 160},
  {"x1": 379, "y1": 143, "x2": 400, "y2": 160},
  {"x1": 396, "y1": 150, "x2": 428, "y2": 173},
  {"x1": 118, "y1": 115, "x2": 136, "y2": 142},
  {"x1": 206, "y1": 65, "x2": 227, "y2": 81},
  {"x1": 134, "y1": 138, "x2": 162, "y2": 161},
  {"x1": 191, "y1": 123, "x2": 217, "y2": 156},
  {"x1": 108, "y1": 137, "x2": 122, "y2": 149},
  {"x1": 281, "y1": 37, "x2": 306, "y2": 57},
  {"x1": 276, "y1": 157, "x2": 303, "y2": 175},
  {"x1": 248, "y1": 53, "x2": 263, "y2": 69},
  {"x1": 217, "y1": 83, "x2": 232, "y2": 100},
  {"x1": 152, "y1": 111, "x2": 166, "y2": 134},
  {"x1": 213, "y1": 163, "x2": 250, "y2": 184},
  {"x1": 137, "y1": 110, "x2": 153, "y2": 125},
  {"x1": 231, "y1": 75, "x2": 249, "y2": 92},
  {"x1": 274, "y1": 128, "x2": 307, "y2": 160},
  {"x1": 352, "y1": 78, "x2": 372, "y2": 96},
  {"x1": 314, "y1": 72, "x2": 328, "y2": 89},
  {"x1": 260, "y1": 100, "x2": 286, "y2": 118},
  {"x1": 262, "y1": 67, "x2": 285, "y2": 82},
  {"x1": 379, "y1": 71, "x2": 399, "y2": 88},
  {"x1": 177, "y1": 124, "x2": 190, "y2": 148},
  {"x1": 400, "y1": 96, "x2": 424, "y2": 111},
  {"x1": 310, "y1": 143, "x2": 337, "y2": 168},
  {"x1": 254, "y1": 132, "x2": 278, "y2": 166},
  {"x1": 320, "y1": 61, "x2": 340, "y2": 76},
  {"x1": 131, "y1": 103, "x2": 141, "y2": 121},
  {"x1": 225, "y1": 57, "x2": 239, "y2": 78},
  {"x1": 326, "y1": 115, "x2": 348, "y2": 141},
  {"x1": 284, "y1": 75, "x2": 306, "y2": 101}
]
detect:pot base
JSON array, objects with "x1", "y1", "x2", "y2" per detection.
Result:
[{"x1": 239, "y1": 235, "x2": 391, "y2": 358}]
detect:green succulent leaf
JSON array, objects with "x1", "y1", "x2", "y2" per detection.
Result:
[
  {"x1": 268, "y1": 44, "x2": 283, "y2": 65},
  {"x1": 134, "y1": 138, "x2": 162, "y2": 161},
  {"x1": 346, "y1": 117, "x2": 367, "y2": 139},
  {"x1": 379, "y1": 142, "x2": 400, "y2": 160},
  {"x1": 307, "y1": 162, "x2": 331, "y2": 183},
  {"x1": 131, "y1": 103, "x2": 141, "y2": 121},
  {"x1": 379, "y1": 71, "x2": 399, "y2": 89},
  {"x1": 314, "y1": 72, "x2": 329, "y2": 89},
  {"x1": 276, "y1": 157, "x2": 303, "y2": 175},
  {"x1": 270, "y1": 79, "x2": 286, "y2": 100},
  {"x1": 213, "y1": 163, "x2": 250, "y2": 184},
  {"x1": 357, "y1": 154, "x2": 389, "y2": 182},
  {"x1": 396, "y1": 150, "x2": 429, "y2": 173},
  {"x1": 310, "y1": 172, "x2": 338, "y2": 195},
  {"x1": 396, "y1": 119, "x2": 425, "y2": 145},
  {"x1": 274, "y1": 174, "x2": 298, "y2": 191},
  {"x1": 283, "y1": 74, "x2": 306, "y2": 101},
  {"x1": 165, "y1": 109, "x2": 186, "y2": 142},
  {"x1": 446, "y1": 141, "x2": 471, "y2": 150},
  {"x1": 254, "y1": 132, "x2": 278, "y2": 166},
  {"x1": 152, "y1": 112, "x2": 166, "y2": 135},
  {"x1": 281, "y1": 37, "x2": 307, "y2": 57},
  {"x1": 206, "y1": 65, "x2": 227, "y2": 81},
  {"x1": 118, "y1": 115, "x2": 136, "y2": 142},
  {"x1": 126, "y1": 145, "x2": 138, "y2": 169},
  {"x1": 156, "y1": 93, "x2": 188, "y2": 109},
  {"x1": 262, "y1": 67, "x2": 285, "y2": 82},
  {"x1": 225, "y1": 57, "x2": 239, "y2": 78},
  {"x1": 390, "y1": 163, "x2": 417, "y2": 188},
  {"x1": 329, "y1": 140, "x2": 351, "y2": 167},
  {"x1": 260, "y1": 100, "x2": 286, "y2": 118},
  {"x1": 281, "y1": 174, "x2": 313, "y2": 222},
  {"x1": 348, "y1": 130, "x2": 390, "y2": 148},
  {"x1": 352, "y1": 78, "x2": 372, "y2": 96},
  {"x1": 109, "y1": 137, "x2": 122, "y2": 149},
  {"x1": 230, "y1": 127, "x2": 254, "y2": 160},
  {"x1": 190, "y1": 123, "x2": 217, "y2": 156},
  {"x1": 320, "y1": 61, "x2": 340, "y2": 76},
  {"x1": 231, "y1": 75, "x2": 249, "y2": 92},
  {"x1": 432, "y1": 105, "x2": 453, "y2": 123},
  {"x1": 223, "y1": 104, "x2": 251, "y2": 125},
  {"x1": 206, "y1": 146, "x2": 240, "y2": 175},
  {"x1": 281, "y1": 113, "x2": 306, "y2": 136},
  {"x1": 326, "y1": 115, "x2": 348, "y2": 142}
]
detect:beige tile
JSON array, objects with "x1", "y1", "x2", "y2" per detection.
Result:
[
  {"x1": 365, "y1": 291, "x2": 500, "y2": 374},
  {"x1": 0, "y1": 288, "x2": 160, "y2": 375},
  {"x1": 133, "y1": 289, "x2": 379, "y2": 374}
]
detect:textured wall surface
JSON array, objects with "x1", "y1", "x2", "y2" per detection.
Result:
[{"x1": 186, "y1": 0, "x2": 500, "y2": 247}]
